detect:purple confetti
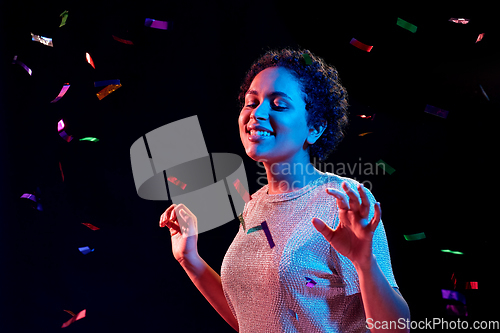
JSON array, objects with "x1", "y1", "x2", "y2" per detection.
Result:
[
  {"x1": 305, "y1": 277, "x2": 317, "y2": 288},
  {"x1": 441, "y1": 289, "x2": 466, "y2": 304},
  {"x1": 20, "y1": 193, "x2": 36, "y2": 202},
  {"x1": 144, "y1": 18, "x2": 168, "y2": 30},
  {"x1": 12, "y1": 55, "x2": 32, "y2": 76},
  {"x1": 424, "y1": 104, "x2": 449, "y2": 119},
  {"x1": 261, "y1": 221, "x2": 275, "y2": 248}
]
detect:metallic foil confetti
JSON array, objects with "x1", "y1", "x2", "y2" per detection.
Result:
[
  {"x1": 261, "y1": 221, "x2": 275, "y2": 248},
  {"x1": 59, "y1": 10, "x2": 69, "y2": 27},
  {"x1": 246, "y1": 225, "x2": 262, "y2": 234},
  {"x1": 96, "y1": 84, "x2": 121, "y2": 100},
  {"x1": 238, "y1": 213, "x2": 245, "y2": 231},
  {"x1": 403, "y1": 232, "x2": 426, "y2": 241},
  {"x1": 350, "y1": 38, "x2": 373, "y2": 52},
  {"x1": 59, "y1": 130, "x2": 73, "y2": 142},
  {"x1": 79, "y1": 137, "x2": 100, "y2": 142},
  {"x1": 78, "y1": 246, "x2": 94, "y2": 255},
  {"x1": 59, "y1": 161, "x2": 65, "y2": 182},
  {"x1": 424, "y1": 104, "x2": 449, "y2": 119},
  {"x1": 94, "y1": 79, "x2": 120, "y2": 87},
  {"x1": 57, "y1": 119, "x2": 65, "y2": 132},
  {"x1": 476, "y1": 33, "x2": 485, "y2": 43},
  {"x1": 396, "y1": 18, "x2": 417, "y2": 33},
  {"x1": 144, "y1": 18, "x2": 168, "y2": 30},
  {"x1": 82, "y1": 223, "x2": 100, "y2": 230},
  {"x1": 448, "y1": 18, "x2": 469, "y2": 24},
  {"x1": 31, "y1": 33, "x2": 53, "y2": 47},
  {"x1": 305, "y1": 277, "x2": 317, "y2": 288},
  {"x1": 167, "y1": 176, "x2": 187, "y2": 190},
  {"x1": 233, "y1": 178, "x2": 251, "y2": 203},
  {"x1": 302, "y1": 53, "x2": 312, "y2": 65},
  {"x1": 441, "y1": 289, "x2": 466, "y2": 304},
  {"x1": 50, "y1": 84, "x2": 70, "y2": 103},
  {"x1": 20, "y1": 193, "x2": 36, "y2": 202},
  {"x1": 465, "y1": 282, "x2": 478, "y2": 289},
  {"x1": 86, "y1": 52, "x2": 95, "y2": 69},
  {"x1": 12, "y1": 55, "x2": 32, "y2": 75},
  {"x1": 451, "y1": 272, "x2": 457, "y2": 289},
  {"x1": 358, "y1": 132, "x2": 373, "y2": 136},
  {"x1": 112, "y1": 35, "x2": 134, "y2": 45},
  {"x1": 479, "y1": 85, "x2": 490, "y2": 101},
  {"x1": 61, "y1": 309, "x2": 86, "y2": 328},
  {"x1": 441, "y1": 249, "x2": 463, "y2": 255},
  {"x1": 376, "y1": 159, "x2": 395, "y2": 175}
]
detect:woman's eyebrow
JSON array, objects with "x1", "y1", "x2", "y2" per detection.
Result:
[{"x1": 245, "y1": 89, "x2": 293, "y2": 101}]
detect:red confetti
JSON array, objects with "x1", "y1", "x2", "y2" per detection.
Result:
[
  {"x1": 465, "y1": 281, "x2": 478, "y2": 289},
  {"x1": 112, "y1": 35, "x2": 134, "y2": 45},
  {"x1": 233, "y1": 178, "x2": 251, "y2": 203},
  {"x1": 82, "y1": 223, "x2": 100, "y2": 230},
  {"x1": 167, "y1": 176, "x2": 187, "y2": 190},
  {"x1": 350, "y1": 38, "x2": 373, "y2": 52},
  {"x1": 61, "y1": 309, "x2": 86, "y2": 328},
  {"x1": 59, "y1": 161, "x2": 65, "y2": 181},
  {"x1": 86, "y1": 52, "x2": 95, "y2": 69},
  {"x1": 476, "y1": 33, "x2": 484, "y2": 43}
]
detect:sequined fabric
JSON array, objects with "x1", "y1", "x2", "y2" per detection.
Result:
[{"x1": 220, "y1": 173, "x2": 398, "y2": 333}]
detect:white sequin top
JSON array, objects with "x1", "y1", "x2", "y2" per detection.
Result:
[{"x1": 220, "y1": 172, "x2": 398, "y2": 333}]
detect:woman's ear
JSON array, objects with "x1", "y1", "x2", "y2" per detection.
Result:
[{"x1": 307, "y1": 119, "x2": 327, "y2": 145}]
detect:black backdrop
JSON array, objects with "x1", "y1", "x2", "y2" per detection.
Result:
[{"x1": 1, "y1": 1, "x2": 498, "y2": 332}]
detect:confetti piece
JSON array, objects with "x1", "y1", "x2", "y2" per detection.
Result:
[
  {"x1": 357, "y1": 114, "x2": 373, "y2": 119},
  {"x1": 144, "y1": 18, "x2": 168, "y2": 30},
  {"x1": 86, "y1": 52, "x2": 95, "y2": 69},
  {"x1": 238, "y1": 214, "x2": 245, "y2": 231},
  {"x1": 50, "y1": 84, "x2": 70, "y2": 103},
  {"x1": 396, "y1": 17, "x2": 417, "y2": 33},
  {"x1": 305, "y1": 277, "x2": 317, "y2": 288},
  {"x1": 59, "y1": 10, "x2": 69, "y2": 27},
  {"x1": 78, "y1": 246, "x2": 94, "y2": 255},
  {"x1": 94, "y1": 79, "x2": 121, "y2": 87},
  {"x1": 59, "y1": 161, "x2": 65, "y2": 182},
  {"x1": 167, "y1": 176, "x2": 187, "y2": 190},
  {"x1": 302, "y1": 53, "x2": 312, "y2": 65},
  {"x1": 465, "y1": 281, "x2": 478, "y2": 289},
  {"x1": 476, "y1": 33, "x2": 484, "y2": 43},
  {"x1": 57, "y1": 119, "x2": 65, "y2": 132},
  {"x1": 246, "y1": 225, "x2": 262, "y2": 234},
  {"x1": 479, "y1": 85, "x2": 490, "y2": 101},
  {"x1": 424, "y1": 104, "x2": 449, "y2": 119},
  {"x1": 446, "y1": 304, "x2": 468, "y2": 316},
  {"x1": 441, "y1": 289, "x2": 466, "y2": 304},
  {"x1": 82, "y1": 223, "x2": 100, "y2": 230},
  {"x1": 20, "y1": 193, "x2": 36, "y2": 202},
  {"x1": 403, "y1": 232, "x2": 426, "y2": 241},
  {"x1": 350, "y1": 38, "x2": 373, "y2": 52},
  {"x1": 448, "y1": 18, "x2": 469, "y2": 24},
  {"x1": 358, "y1": 132, "x2": 373, "y2": 136},
  {"x1": 288, "y1": 309, "x2": 298, "y2": 320},
  {"x1": 233, "y1": 178, "x2": 251, "y2": 203},
  {"x1": 112, "y1": 35, "x2": 134, "y2": 45},
  {"x1": 441, "y1": 249, "x2": 463, "y2": 255},
  {"x1": 376, "y1": 159, "x2": 395, "y2": 175},
  {"x1": 31, "y1": 32, "x2": 53, "y2": 47},
  {"x1": 451, "y1": 272, "x2": 457, "y2": 289},
  {"x1": 79, "y1": 137, "x2": 100, "y2": 142},
  {"x1": 12, "y1": 55, "x2": 32, "y2": 75},
  {"x1": 61, "y1": 309, "x2": 86, "y2": 328},
  {"x1": 59, "y1": 130, "x2": 73, "y2": 142},
  {"x1": 63, "y1": 310, "x2": 75, "y2": 317},
  {"x1": 261, "y1": 221, "x2": 275, "y2": 248},
  {"x1": 96, "y1": 84, "x2": 122, "y2": 100}
]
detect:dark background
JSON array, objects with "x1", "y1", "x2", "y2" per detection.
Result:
[{"x1": 1, "y1": 1, "x2": 498, "y2": 332}]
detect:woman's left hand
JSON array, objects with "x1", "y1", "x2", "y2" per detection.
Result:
[{"x1": 312, "y1": 181, "x2": 381, "y2": 268}]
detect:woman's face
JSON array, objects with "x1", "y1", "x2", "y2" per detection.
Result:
[{"x1": 239, "y1": 66, "x2": 316, "y2": 165}]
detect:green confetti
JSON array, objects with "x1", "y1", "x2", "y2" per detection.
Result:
[
  {"x1": 404, "y1": 232, "x2": 426, "y2": 241},
  {"x1": 79, "y1": 137, "x2": 99, "y2": 142},
  {"x1": 247, "y1": 225, "x2": 262, "y2": 234},
  {"x1": 302, "y1": 53, "x2": 312, "y2": 65},
  {"x1": 376, "y1": 159, "x2": 395, "y2": 175},
  {"x1": 396, "y1": 17, "x2": 417, "y2": 33},
  {"x1": 59, "y1": 10, "x2": 69, "y2": 28},
  {"x1": 441, "y1": 249, "x2": 464, "y2": 255}
]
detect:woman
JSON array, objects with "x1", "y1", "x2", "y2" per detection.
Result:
[{"x1": 159, "y1": 49, "x2": 410, "y2": 332}]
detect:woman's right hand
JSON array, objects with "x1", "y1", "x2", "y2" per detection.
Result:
[{"x1": 159, "y1": 203, "x2": 199, "y2": 264}]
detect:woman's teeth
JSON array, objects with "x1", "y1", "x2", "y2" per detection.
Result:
[{"x1": 250, "y1": 130, "x2": 272, "y2": 136}]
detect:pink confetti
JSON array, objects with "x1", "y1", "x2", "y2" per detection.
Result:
[
  {"x1": 167, "y1": 176, "x2": 187, "y2": 190},
  {"x1": 50, "y1": 84, "x2": 70, "y2": 103},
  {"x1": 448, "y1": 18, "x2": 469, "y2": 24},
  {"x1": 12, "y1": 55, "x2": 32, "y2": 75},
  {"x1": 20, "y1": 193, "x2": 36, "y2": 202},
  {"x1": 145, "y1": 18, "x2": 168, "y2": 30},
  {"x1": 57, "y1": 119, "x2": 65, "y2": 132},
  {"x1": 86, "y1": 52, "x2": 95, "y2": 69},
  {"x1": 476, "y1": 33, "x2": 484, "y2": 43},
  {"x1": 305, "y1": 277, "x2": 317, "y2": 288},
  {"x1": 82, "y1": 223, "x2": 100, "y2": 231},
  {"x1": 61, "y1": 309, "x2": 86, "y2": 328},
  {"x1": 233, "y1": 178, "x2": 251, "y2": 203}
]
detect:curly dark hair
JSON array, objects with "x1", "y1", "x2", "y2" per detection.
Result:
[{"x1": 238, "y1": 48, "x2": 349, "y2": 162}]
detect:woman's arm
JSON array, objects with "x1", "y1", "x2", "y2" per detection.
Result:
[{"x1": 179, "y1": 253, "x2": 239, "y2": 332}]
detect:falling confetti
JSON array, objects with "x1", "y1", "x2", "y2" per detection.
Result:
[
  {"x1": 396, "y1": 18, "x2": 417, "y2": 33},
  {"x1": 59, "y1": 10, "x2": 69, "y2": 27},
  {"x1": 446, "y1": 304, "x2": 468, "y2": 316},
  {"x1": 94, "y1": 79, "x2": 120, "y2": 87},
  {"x1": 441, "y1": 249, "x2": 463, "y2": 255},
  {"x1": 31, "y1": 33, "x2": 53, "y2": 47},
  {"x1": 475, "y1": 33, "x2": 484, "y2": 43},
  {"x1": 465, "y1": 282, "x2": 478, "y2": 289},
  {"x1": 479, "y1": 85, "x2": 490, "y2": 101},
  {"x1": 144, "y1": 18, "x2": 168, "y2": 30},
  {"x1": 305, "y1": 277, "x2": 317, "y2": 288},
  {"x1": 451, "y1": 272, "x2": 457, "y2": 289},
  {"x1": 50, "y1": 84, "x2": 70, "y2": 103},
  {"x1": 82, "y1": 223, "x2": 100, "y2": 230},
  {"x1": 12, "y1": 55, "x2": 32, "y2": 75},
  {"x1": 79, "y1": 137, "x2": 100, "y2": 142},
  {"x1": 59, "y1": 161, "x2": 65, "y2": 182},
  {"x1": 246, "y1": 225, "x2": 262, "y2": 234},
  {"x1": 403, "y1": 232, "x2": 426, "y2": 241},
  {"x1": 86, "y1": 52, "x2": 95, "y2": 69},
  {"x1": 78, "y1": 246, "x2": 94, "y2": 255},
  {"x1": 61, "y1": 309, "x2": 86, "y2": 328},
  {"x1": 288, "y1": 309, "x2": 299, "y2": 320},
  {"x1": 302, "y1": 53, "x2": 312, "y2": 65},
  {"x1": 441, "y1": 289, "x2": 466, "y2": 304},
  {"x1": 448, "y1": 18, "x2": 469, "y2": 24},
  {"x1": 20, "y1": 193, "x2": 36, "y2": 202},
  {"x1": 112, "y1": 35, "x2": 134, "y2": 45},
  {"x1": 63, "y1": 310, "x2": 75, "y2": 317},
  {"x1": 376, "y1": 159, "x2": 395, "y2": 175},
  {"x1": 233, "y1": 178, "x2": 251, "y2": 203},
  {"x1": 261, "y1": 221, "x2": 275, "y2": 248},
  {"x1": 96, "y1": 84, "x2": 122, "y2": 100},
  {"x1": 349, "y1": 38, "x2": 373, "y2": 52},
  {"x1": 167, "y1": 176, "x2": 187, "y2": 190},
  {"x1": 424, "y1": 104, "x2": 449, "y2": 119},
  {"x1": 356, "y1": 114, "x2": 373, "y2": 119},
  {"x1": 358, "y1": 132, "x2": 373, "y2": 136},
  {"x1": 57, "y1": 119, "x2": 65, "y2": 132}
]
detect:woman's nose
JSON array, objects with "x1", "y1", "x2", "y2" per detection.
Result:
[{"x1": 251, "y1": 104, "x2": 269, "y2": 120}]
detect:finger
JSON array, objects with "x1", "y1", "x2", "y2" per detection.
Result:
[
  {"x1": 369, "y1": 202, "x2": 382, "y2": 232},
  {"x1": 342, "y1": 182, "x2": 361, "y2": 211},
  {"x1": 311, "y1": 217, "x2": 336, "y2": 243},
  {"x1": 159, "y1": 204, "x2": 177, "y2": 227},
  {"x1": 326, "y1": 188, "x2": 350, "y2": 210},
  {"x1": 357, "y1": 184, "x2": 370, "y2": 218}
]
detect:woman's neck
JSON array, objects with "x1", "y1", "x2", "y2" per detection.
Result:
[{"x1": 263, "y1": 160, "x2": 324, "y2": 194}]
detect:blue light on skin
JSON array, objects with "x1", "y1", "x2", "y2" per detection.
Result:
[{"x1": 238, "y1": 67, "x2": 326, "y2": 194}]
